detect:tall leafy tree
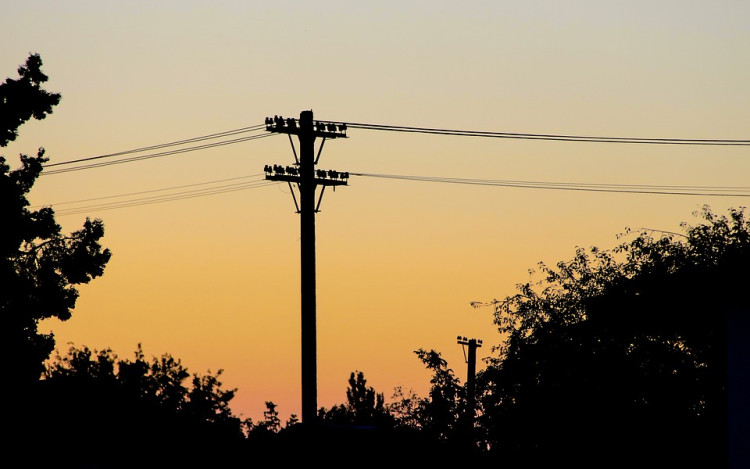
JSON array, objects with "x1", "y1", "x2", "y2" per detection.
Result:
[
  {"x1": 345, "y1": 370, "x2": 389, "y2": 426},
  {"x1": 1, "y1": 54, "x2": 111, "y2": 387},
  {"x1": 413, "y1": 349, "x2": 464, "y2": 441},
  {"x1": 476, "y1": 206, "x2": 747, "y2": 466}
]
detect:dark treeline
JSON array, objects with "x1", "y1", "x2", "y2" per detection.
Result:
[{"x1": 4, "y1": 54, "x2": 744, "y2": 467}]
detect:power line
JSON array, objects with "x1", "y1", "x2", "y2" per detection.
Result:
[
  {"x1": 33, "y1": 174, "x2": 264, "y2": 207},
  {"x1": 43, "y1": 132, "x2": 276, "y2": 175},
  {"x1": 44, "y1": 124, "x2": 267, "y2": 168},
  {"x1": 39, "y1": 117, "x2": 749, "y2": 177},
  {"x1": 45, "y1": 168, "x2": 750, "y2": 218},
  {"x1": 32, "y1": 117, "x2": 749, "y2": 216},
  {"x1": 350, "y1": 172, "x2": 750, "y2": 197},
  {"x1": 53, "y1": 178, "x2": 275, "y2": 216},
  {"x1": 338, "y1": 121, "x2": 750, "y2": 146}
]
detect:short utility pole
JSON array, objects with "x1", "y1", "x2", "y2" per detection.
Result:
[
  {"x1": 264, "y1": 110, "x2": 349, "y2": 425},
  {"x1": 457, "y1": 336, "x2": 482, "y2": 427}
]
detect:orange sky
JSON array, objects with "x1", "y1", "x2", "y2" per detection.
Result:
[{"x1": 3, "y1": 1, "x2": 749, "y2": 424}]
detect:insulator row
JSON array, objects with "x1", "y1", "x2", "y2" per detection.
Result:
[
  {"x1": 265, "y1": 116, "x2": 347, "y2": 134},
  {"x1": 266, "y1": 116, "x2": 298, "y2": 129},
  {"x1": 264, "y1": 164, "x2": 299, "y2": 176},
  {"x1": 316, "y1": 169, "x2": 349, "y2": 180},
  {"x1": 263, "y1": 165, "x2": 349, "y2": 181}
]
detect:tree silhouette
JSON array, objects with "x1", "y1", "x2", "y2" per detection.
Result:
[
  {"x1": 35, "y1": 344, "x2": 247, "y2": 466},
  {"x1": 387, "y1": 385, "x2": 423, "y2": 430},
  {"x1": 476, "y1": 206, "x2": 746, "y2": 466},
  {"x1": 260, "y1": 401, "x2": 283, "y2": 433},
  {"x1": 0, "y1": 53, "x2": 60, "y2": 147},
  {"x1": 413, "y1": 348, "x2": 464, "y2": 441},
  {"x1": 317, "y1": 370, "x2": 392, "y2": 427},
  {"x1": 1, "y1": 54, "x2": 110, "y2": 390}
]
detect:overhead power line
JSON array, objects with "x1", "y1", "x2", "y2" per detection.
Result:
[
  {"x1": 38, "y1": 118, "x2": 749, "y2": 177},
  {"x1": 44, "y1": 124, "x2": 267, "y2": 168},
  {"x1": 338, "y1": 121, "x2": 750, "y2": 146},
  {"x1": 34, "y1": 174, "x2": 265, "y2": 208},
  {"x1": 43, "y1": 169, "x2": 750, "y2": 219},
  {"x1": 50, "y1": 175, "x2": 274, "y2": 216},
  {"x1": 351, "y1": 172, "x2": 750, "y2": 197},
  {"x1": 42, "y1": 126, "x2": 276, "y2": 175}
]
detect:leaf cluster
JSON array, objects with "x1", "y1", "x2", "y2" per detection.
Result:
[{"x1": 0, "y1": 53, "x2": 61, "y2": 147}]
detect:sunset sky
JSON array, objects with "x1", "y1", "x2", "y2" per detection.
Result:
[{"x1": 3, "y1": 1, "x2": 749, "y2": 424}]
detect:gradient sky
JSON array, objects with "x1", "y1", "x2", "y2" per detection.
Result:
[{"x1": 2, "y1": 1, "x2": 749, "y2": 424}]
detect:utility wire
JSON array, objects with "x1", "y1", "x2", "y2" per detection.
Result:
[
  {"x1": 44, "y1": 124, "x2": 267, "y2": 168},
  {"x1": 46, "y1": 169, "x2": 750, "y2": 218},
  {"x1": 351, "y1": 172, "x2": 750, "y2": 197},
  {"x1": 43, "y1": 133, "x2": 276, "y2": 175},
  {"x1": 54, "y1": 178, "x2": 275, "y2": 216},
  {"x1": 33, "y1": 174, "x2": 264, "y2": 208},
  {"x1": 338, "y1": 122, "x2": 750, "y2": 146},
  {"x1": 39, "y1": 118, "x2": 749, "y2": 177},
  {"x1": 33, "y1": 118, "x2": 749, "y2": 215}
]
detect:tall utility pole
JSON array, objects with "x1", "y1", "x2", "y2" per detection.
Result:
[
  {"x1": 264, "y1": 110, "x2": 349, "y2": 424},
  {"x1": 457, "y1": 336, "x2": 482, "y2": 427}
]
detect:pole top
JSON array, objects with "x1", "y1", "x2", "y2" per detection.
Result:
[{"x1": 457, "y1": 336, "x2": 483, "y2": 347}]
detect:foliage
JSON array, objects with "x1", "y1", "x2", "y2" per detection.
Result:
[
  {"x1": 255, "y1": 368, "x2": 472, "y2": 465},
  {"x1": 285, "y1": 412, "x2": 299, "y2": 427},
  {"x1": 28, "y1": 344, "x2": 246, "y2": 466},
  {"x1": 476, "y1": 206, "x2": 747, "y2": 465},
  {"x1": 242, "y1": 401, "x2": 296, "y2": 436},
  {"x1": 255, "y1": 401, "x2": 283, "y2": 433},
  {"x1": 318, "y1": 370, "x2": 392, "y2": 427},
  {"x1": 1, "y1": 54, "x2": 110, "y2": 387},
  {"x1": 412, "y1": 348, "x2": 464, "y2": 440},
  {"x1": 387, "y1": 385, "x2": 423, "y2": 429},
  {"x1": 0, "y1": 53, "x2": 61, "y2": 147},
  {"x1": 345, "y1": 370, "x2": 389, "y2": 426}
]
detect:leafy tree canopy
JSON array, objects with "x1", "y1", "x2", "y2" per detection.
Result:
[
  {"x1": 0, "y1": 53, "x2": 61, "y2": 147},
  {"x1": 1, "y1": 54, "x2": 111, "y2": 386},
  {"x1": 31, "y1": 344, "x2": 247, "y2": 466},
  {"x1": 476, "y1": 205, "x2": 748, "y2": 465}
]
